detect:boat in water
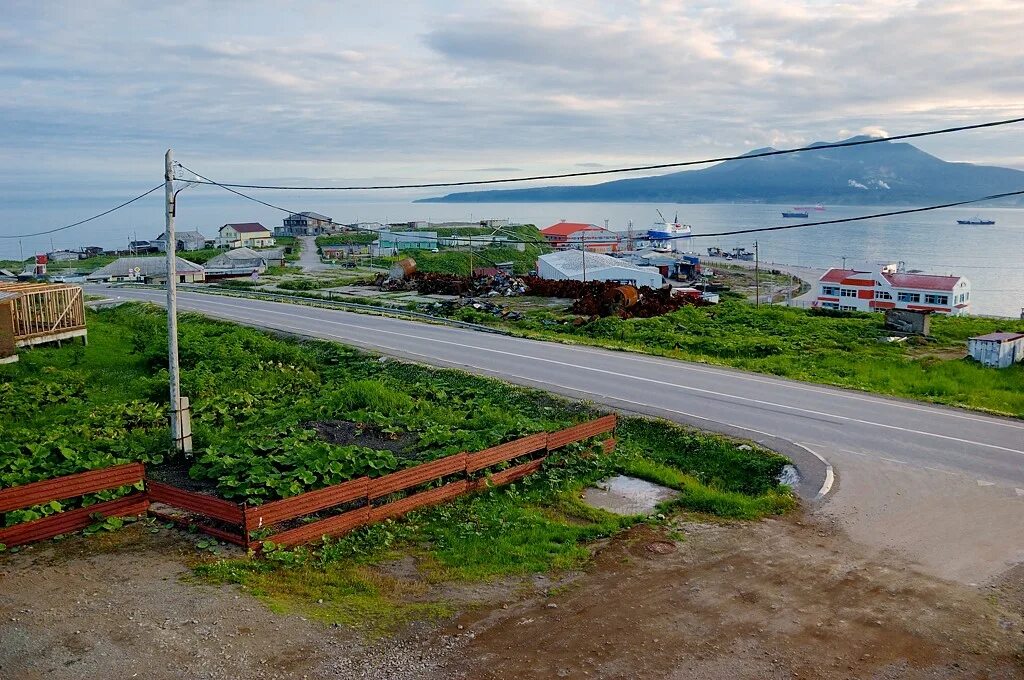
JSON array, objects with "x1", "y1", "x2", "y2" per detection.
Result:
[
  {"x1": 782, "y1": 211, "x2": 809, "y2": 218},
  {"x1": 956, "y1": 217, "x2": 995, "y2": 225},
  {"x1": 643, "y1": 214, "x2": 692, "y2": 242}
]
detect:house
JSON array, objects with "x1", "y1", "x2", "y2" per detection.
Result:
[
  {"x1": 814, "y1": 267, "x2": 971, "y2": 315},
  {"x1": 276, "y1": 212, "x2": 333, "y2": 237},
  {"x1": 128, "y1": 240, "x2": 161, "y2": 254},
  {"x1": 620, "y1": 250, "x2": 701, "y2": 280},
  {"x1": 322, "y1": 244, "x2": 369, "y2": 259},
  {"x1": 155, "y1": 230, "x2": 207, "y2": 252},
  {"x1": 45, "y1": 250, "x2": 82, "y2": 262},
  {"x1": 541, "y1": 221, "x2": 619, "y2": 253},
  {"x1": 537, "y1": 250, "x2": 664, "y2": 288},
  {"x1": 259, "y1": 248, "x2": 286, "y2": 268},
  {"x1": 86, "y1": 257, "x2": 205, "y2": 284},
  {"x1": 217, "y1": 223, "x2": 275, "y2": 249},
  {"x1": 371, "y1": 230, "x2": 438, "y2": 256},
  {"x1": 968, "y1": 332, "x2": 1024, "y2": 368}
]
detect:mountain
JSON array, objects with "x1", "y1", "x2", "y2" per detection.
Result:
[{"x1": 418, "y1": 137, "x2": 1024, "y2": 205}]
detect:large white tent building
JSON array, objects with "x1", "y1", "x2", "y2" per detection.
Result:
[{"x1": 536, "y1": 250, "x2": 664, "y2": 288}]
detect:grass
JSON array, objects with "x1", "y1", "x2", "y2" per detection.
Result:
[
  {"x1": 2, "y1": 303, "x2": 793, "y2": 627},
  {"x1": 494, "y1": 300, "x2": 1024, "y2": 417}
]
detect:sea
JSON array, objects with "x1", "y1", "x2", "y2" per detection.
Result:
[{"x1": 2, "y1": 196, "x2": 1022, "y2": 317}]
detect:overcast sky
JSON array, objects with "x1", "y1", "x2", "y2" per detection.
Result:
[{"x1": 2, "y1": 0, "x2": 1023, "y2": 214}]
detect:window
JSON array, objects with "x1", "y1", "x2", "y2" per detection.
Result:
[
  {"x1": 874, "y1": 290, "x2": 892, "y2": 300},
  {"x1": 821, "y1": 302, "x2": 838, "y2": 310},
  {"x1": 897, "y1": 292, "x2": 920, "y2": 303},
  {"x1": 821, "y1": 285, "x2": 840, "y2": 296},
  {"x1": 839, "y1": 305, "x2": 857, "y2": 312},
  {"x1": 841, "y1": 288, "x2": 857, "y2": 297},
  {"x1": 924, "y1": 294, "x2": 948, "y2": 305}
]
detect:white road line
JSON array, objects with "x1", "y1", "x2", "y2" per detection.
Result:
[
  {"x1": 170, "y1": 288, "x2": 1024, "y2": 432},
  {"x1": 168, "y1": 295, "x2": 1024, "y2": 458},
  {"x1": 798, "y1": 443, "x2": 835, "y2": 499}
]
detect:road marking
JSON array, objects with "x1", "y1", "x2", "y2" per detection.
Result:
[
  {"x1": 797, "y1": 443, "x2": 835, "y2": 500},
  {"x1": 171, "y1": 288, "x2": 1024, "y2": 432},
  {"x1": 124, "y1": 290, "x2": 1024, "y2": 457}
]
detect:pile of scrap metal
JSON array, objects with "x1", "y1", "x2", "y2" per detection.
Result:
[
  {"x1": 423, "y1": 298, "x2": 524, "y2": 321},
  {"x1": 522, "y1": 277, "x2": 707, "y2": 319},
  {"x1": 378, "y1": 264, "x2": 528, "y2": 298}
]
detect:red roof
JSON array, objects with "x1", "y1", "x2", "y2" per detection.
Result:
[
  {"x1": 819, "y1": 268, "x2": 869, "y2": 284},
  {"x1": 881, "y1": 271, "x2": 961, "y2": 291},
  {"x1": 224, "y1": 222, "x2": 269, "y2": 233},
  {"x1": 541, "y1": 222, "x2": 603, "y2": 237}
]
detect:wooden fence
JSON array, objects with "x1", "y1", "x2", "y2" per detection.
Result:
[
  {"x1": 0, "y1": 415, "x2": 617, "y2": 552},
  {"x1": 0, "y1": 463, "x2": 148, "y2": 548}
]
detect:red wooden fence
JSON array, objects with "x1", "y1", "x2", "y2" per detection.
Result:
[
  {"x1": 0, "y1": 463, "x2": 147, "y2": 548},
  {"x1": 0, "y1": 415, "x2": 617, "y2": 551}
]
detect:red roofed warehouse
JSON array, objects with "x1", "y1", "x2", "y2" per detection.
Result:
[
  {"x1": 216, "y1": 222, "x2": 275, "y2": 249},
  {"x1": 541, "y1": 221, "x2": 620, "y2": 253},
  {"x1": 814, "y1": 266, "x2": 970, "y2": 315}
]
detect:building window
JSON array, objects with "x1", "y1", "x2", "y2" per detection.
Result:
[
  {"x1": 840, "y1": 288, "x2": 857, "y2": 297},
  {"x1": 822, "y1": 285, "x2": 840, "y2": 296},
  {"x1": 924, "y1": 294, "x2": 948, "y2": 305},
  {"x1": 874, "y1": 290, "x2": 892, "y2": 300},
  {"x1": 821, "y1": 302, "x2": 838, "y2": 310},
  {"x1": 897, "y1": 292, "x2": 920, "y2": 303},
  {"x1": 839, "y1": 305, "x2": 857, "y2": 311}
]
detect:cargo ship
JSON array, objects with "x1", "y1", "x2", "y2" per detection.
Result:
[
  {"x1": 648, "y1": 209, "x2": 692, "y2": 240},
  {"x1": 956, "y1": 217, "x2": 995, "y2": 225},
  {"x1": 782, "y1": 211, "x2": 809, "y2": 218}
]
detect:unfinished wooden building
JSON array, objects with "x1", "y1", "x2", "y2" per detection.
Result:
[{"x1": 0, "y1": 283, "x2": 87, "y2": 363}]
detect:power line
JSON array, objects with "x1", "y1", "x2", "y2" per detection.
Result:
[
  {"x1": 180, "y1": 161, "x2": 1024, "y2": 246},
  {"x1": 174, "y1": 116, "x2": 1024, "y2": 191},
  {"x1": 0, "y1": 183, "x2": 164, "y2": 239}
]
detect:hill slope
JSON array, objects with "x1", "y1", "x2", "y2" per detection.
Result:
[{"x1": 419, "y1": 137, "x2": 1024, "y2": 205}]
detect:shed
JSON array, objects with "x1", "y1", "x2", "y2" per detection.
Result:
[
  {"x1": 968, "y1": 332, "x2": 1024, "y2": 369},
  {"x1": 0, "y1": 283, "x2": 87, "y2": 355},
  {"x1": 537, "y1": 250, "x2": 664, "y2": 288},
  {"x1": 86, "y1": 257, "x2": 205, "y2": 284},
  {"x1": 205, "y1": 247, "x2": 267, "y2": 275}
]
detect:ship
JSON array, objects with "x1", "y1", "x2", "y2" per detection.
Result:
[
  {"x1": 782, "y1": 211, "x2": 809, "y2": 218},
  {"x1": 646, "y1": 209, "x2": 692, "y2": 248},
  {"x1": 956, "y1": 217, "x2": 995, "y2": 225}
]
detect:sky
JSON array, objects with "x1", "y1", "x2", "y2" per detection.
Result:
[{"x1": 1, "y1": 0, "x2": 1024, "y2": 251}]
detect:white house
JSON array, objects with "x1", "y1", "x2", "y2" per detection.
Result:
[
  {"x1": 217, "y1": 223, "x2": 275, "y2": 249},
  {"x1": 537, "y1": 250, "x2": 664, "y2": 288},
  {"x1": 814, "y1": 267, "x2": 971, "y2": 316},
  {"x1": 968, "y1": 332, "x2": 1024, "y2": 368}
]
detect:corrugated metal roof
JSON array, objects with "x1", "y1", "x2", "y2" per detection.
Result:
[
  {"x1": 541, "y1": 222, "x2": 603, "y2": 237},
  {"x1": 971, "y1": 332, "x2": 1024, "y2": 342},
  {"x1": 87, "y1": 257, "x2": 204, "y2": 279},
  {"x1": 223, "y1": 222, "x2": 270, "y2": 233},
  {"x1": 539, "y1": 250, "x2": 659, "y2": 277},
  {"x1": 819, "y1": 268, "x2": 870, "y2": 284}
]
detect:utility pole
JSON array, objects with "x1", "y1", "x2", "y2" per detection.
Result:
[
  {"x1": 164, "y1": 149, "x2": 190, "y2": 453},
  {"x1": 754, "y1": 240, "x2": 760, "y2": 308}
]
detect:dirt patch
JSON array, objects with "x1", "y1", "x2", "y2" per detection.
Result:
[
  {"x1": 306, "y1": 420, "x2": 419, "y2": 458},
  {"x1": 146, "y1": 459, "x2": 221, "y2": 495},
  {"x1": 3, "y1": 513, "x2": 1023, "y2": 679}
]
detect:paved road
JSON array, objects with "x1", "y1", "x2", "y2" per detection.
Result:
[
  {"x1": 97, "y1": 287, "x2": 1024, "y2": 498},
  {"x1": 296, "y1": 235, "x2": 332, "y2": 272}
]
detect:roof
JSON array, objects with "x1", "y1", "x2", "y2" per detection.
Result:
[
  {"x1": 380, "y1": 231, "x2": 438, "y2": 240},
  {"x1": 880, "y1": 271, "x2": 962, "y2": 291},
  {"x1": 206, "y1": 248, "x2": 266, "y2": 270},
  {"x1": 539, "y1": 250, "x2": 662, "y2": 278},
  {"x1": 971, "y1": 332, "x2": 1024, "y2": 343},
  {"x1": 156, "y1": 230, "x2": 206, "y2": 241},
  {"x1": 289, "y1": 212, "x2": 332, "y2": 221},
  {"x1": 819, "y1": 268, "x2": 870, "y2": 284},
  {"x1": 541, "y1": 222, "x2": 605, "y2": 237},
  {"x1": 87, "y1": 257, "x2": 204, "y2": 279},
  {"x1": 223, "y1": 222, "x2": 270, "y2": 234}
]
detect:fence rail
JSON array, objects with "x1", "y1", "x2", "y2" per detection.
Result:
[{"x1": 0, "y1": 415, "x2": 617, "y2": 552}]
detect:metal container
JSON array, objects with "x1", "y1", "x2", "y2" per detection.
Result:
[{"x1": 389, "y1": 258, "x2": 417, "y2": 280}]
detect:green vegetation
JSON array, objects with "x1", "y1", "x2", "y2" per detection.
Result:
[
  {"x1": 3, "y1": 303, "x2": 792, "y2": 628},
  {"x1": 495, "y1": 300, "x2": 1024, "y2": 416},
  {"x1": 406, "y1": 225, "x2": 549, "y2": 276}
]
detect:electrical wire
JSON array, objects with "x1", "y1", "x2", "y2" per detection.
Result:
[
  {"x1": 179, "y1": 161, "x2": 1024, "y2": 246},
  {"x1": 174, "y1": 116, "x2": 1024, "y2": 191},
  {"x1": 0, "y1": 183, "x2": 165, "y2": 239}
]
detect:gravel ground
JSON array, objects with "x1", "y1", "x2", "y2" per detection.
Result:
[{"x1": 2, "y1": 512, "x2": 1022, "y2": 679}]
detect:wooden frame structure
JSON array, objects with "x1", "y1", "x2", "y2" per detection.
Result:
[{"x1": 0, "y1": 283, "x2": 87, "y2": 349}]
